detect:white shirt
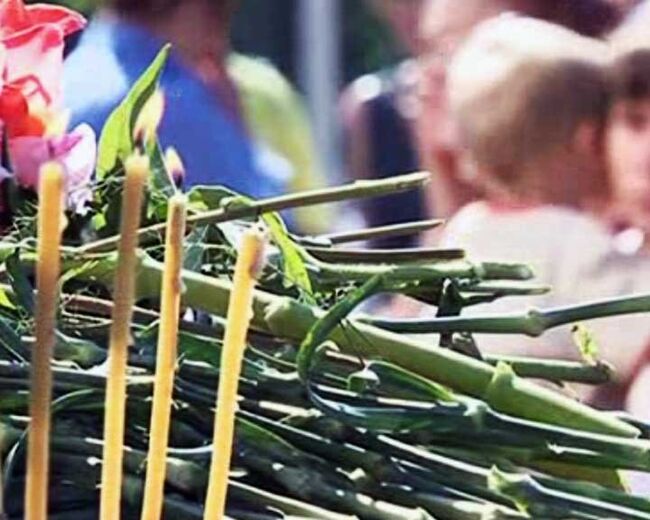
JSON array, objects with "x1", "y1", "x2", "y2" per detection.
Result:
[{"x1": 432, "y1": 201, "x2": 650, "y2": 382}]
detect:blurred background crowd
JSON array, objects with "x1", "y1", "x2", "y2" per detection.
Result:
[{"x1": 33, "y1": 0, "x2": 650, "y2": 430}]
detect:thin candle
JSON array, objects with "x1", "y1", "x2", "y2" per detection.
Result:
[
  {"x1": 0, "y1": 456, "x2": 4, "y2": 520},
  {"x1": 100, "y1": 153, "x2": 149, "y2": 520},
  {"x1": 203, "y1": 228, "x2": 265, "y2": 520},
  {"x1": 25, "y1": 162, "x2": 64, "y2": 520},
  {"x1": 140, "y1": 194, "x2": 187, "y2": 520}
]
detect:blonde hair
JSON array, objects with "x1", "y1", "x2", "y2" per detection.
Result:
[
  {"x1": 448, "y1": 15, "x2": 609, "y2": 202},
  {"x1": 420, "y1": 0, "x2": 619, "y2": 49}
]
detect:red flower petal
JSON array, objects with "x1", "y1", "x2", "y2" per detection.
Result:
[
  {"x1": 24, "y1": 4, "x2": 86, "y2": 36},
  {"x1": 0, "y1": 0, "x2": 85, "y2": 38},
  {"x1": 0, "y1": 85, "x2": 45, "y2": 138},
  {"x1": 0, "y1": 0, "x2": 29, "y2": 36},
  {"x1": 4, "y1": 24, "x2": 65, "y2": 108}
]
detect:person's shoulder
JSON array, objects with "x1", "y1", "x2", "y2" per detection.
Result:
[
  {"x1": 532, "y1": 205, "x2": 614, "y2": 249},
  {"x1": 533, "y1": 204, "x2": 605, "y2": 227},
  {"x1": 63, "y1": 18, "x2": 130, "y2": 127},
  {"x1": 435, "y1": 201, "x2": 493, "y2": 246},
  {"x1": 445, "y1": 201, "x2": 494, "y2": 227}
]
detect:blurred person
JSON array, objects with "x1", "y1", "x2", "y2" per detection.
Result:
[
  {"x1": 416, "y1": 0, "x2": 621, "y2": 221},
  {"x1": 606, "y1": 0, "x2": 642, "y2": 15},
  {"x1": 605, "y1": 0, "x2": 650, "y2": 455},
  {"x1": 339, "y1": 0, "x2": 427, "y2": 249},
  {"x1": 63, "y1": 0, "x2": 329, "y2": 233},
  {"x1": 428, "y1": 14, "x2": 650, "y2": 406},
  {"x1": 605, "y1": 1, "x2": 650, "y2": 254},
  {"x1": 604, "y1": 47, "x2": 650, "y2": 254},
  {"x1": 441, "y1": 15, "x2": 611, "y2": 292},
  {"x1": 228, "y1": 54, "x2": 331, "y2": 234}
]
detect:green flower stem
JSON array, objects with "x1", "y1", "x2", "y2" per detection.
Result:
[
  {"x1": 241, "y1": 409, "x2": 514, "y2": 510},
  {"x1": 228, "y1": 480, "x2": 357, "y2": 519},
  {"x1": 79, "y1": 171, "x2": 431, "y2": 253},
  {"x1": 374, "y1": 485, "x2": 526, "y2": 520},
  {"x1": 320, "y1": 219, "x2": 444, "y2": 245},
  {"x1": 308, "y1": 383, "x2": 650, "y2": 470},
  {"x1": 489, "y1": 468, "x2": 650, "y2": 519},
  {"x1": 458, "y1": 281, "x2": 550, "y2": 296},
  {"x1": 308, "y1": 259, "x2": 534, "y2": 288},
  {"x1": 364, "y1": 294, "x2": 650, "y2": 336},
  {"x1": 484, "y1": 356, "x2": 614, "y2": 384},
  {"x1": 355, "y1": 435, "x2": 636, "y2": 510},
  {"x1": 305, "y1": 246, "x2": 466, "y2": 264},
  {"x1": 237, "y1": 438, "x2": 434, "y2": 520},
  {"x1": 67, "y1": 251, "x2": 638, "y2": 438}
]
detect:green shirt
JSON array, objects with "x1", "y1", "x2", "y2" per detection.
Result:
[{"x1": 228, "y1": 53, "x2": 331, "y2": 234}]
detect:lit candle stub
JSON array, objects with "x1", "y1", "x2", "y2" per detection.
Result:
[
  {"x1": 164, "y1": 147, "x2": 185, "y2": 187},
  {"x1": 140, "y1": 194, "x2": 187, "y2": 520},
  {"x1": 25, "y1": 162, "x2": 64, "y2": 520},
  {"x1": 134, "y1": 89, "x2": 165, "y2": 146},
  {"x1": 203, "y1": 228, "x2": 266, "y2": 520},
  {"x1": 100, "y1": 153, "x2": 149, "y2": 520}
]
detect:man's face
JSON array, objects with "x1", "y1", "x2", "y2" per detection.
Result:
[{"x1": 606, "y1": 99, "x2": 650, "y2": 215}]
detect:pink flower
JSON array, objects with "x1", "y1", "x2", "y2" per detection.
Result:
[
  {"x1": 0, "y1": 1, "x2": 90, "y2": 219},
  {"x1": 0, "y1": 0, "x2": 86, "y2": 136},
  {"x1": 3, "y1": 24, "x2": 65, "y2": 114},
  {"x1": 9, "y1": 123, "x2": 96, "y2": 213},
  {"x1": 0, "y1": 0, "x2": 85, "y2": 38}
]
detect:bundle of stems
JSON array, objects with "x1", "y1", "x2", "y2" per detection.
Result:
[{"x1": 3, "y1": 172, "x2": 650, "y2": 519}]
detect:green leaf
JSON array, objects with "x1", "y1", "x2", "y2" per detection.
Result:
[
  {"x1": 187, "y1": 185, "x2": 314, "y2": 300},
  {"x1": 571, "y1": 324, "x2": 599, "y2": 364},
  {"x1": 308, "y1": 385, "x2": 442, "y2": 433},
  {"x1": 0, "y1": 314, "x2": 27, "y2": 362},
  {"x1": 297, "y1": 274, "x2": 384, "y2": 381},
  {"x1": 261, "y1": 211, "x2": 313, "y2": 301},
  {"x1": 137, "y1": 321, "x2": 219, "y2": 366},
  {"x1": 186, "y1": 185, "x2": 239, "y2": 212},
  {"x1": 6, "y1": 249, "x2": 34, "y2": 314},
  {"x1": 54, "y1": 332, "x2": 106, "y2": 368},
  {"x1": 183, "y1": 225, "x2": 208, "y2": 273},
  {"x1": 0, "y1": 285, "x2": 15, "y2": 310},
  {"x1": 146, "y1": 142, "x2": 176, "y2": 221},
  {"x1": 365, "y1": 360, "x2": 457, "y2": 403},
  {"x1": 97, "y1": 44, "x2": 170, "y2": 177},
  {"x1": 91, "y1": 212, "x2": 106, "y2": 231}
]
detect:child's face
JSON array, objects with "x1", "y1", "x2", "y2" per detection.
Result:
[{"x1": 606, "y1": 99, "x2": 650, "y2": 216}]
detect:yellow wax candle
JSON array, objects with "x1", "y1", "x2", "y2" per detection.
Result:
[
  {"x1": 140, "y1": 194, "x2": 187, "y2": 520},
  {"x1": 203, "y1": 228, "x2": 265, "y2": 520},
  {"x1": 0, "y1": 456, "x2": 5, "y2": 519},
  {"x1": 25, "y1": 162, "x2": 64, "y2": 520},
  {"x1": 100, "y1": 153, "x2": 149, "y2": 520}
]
